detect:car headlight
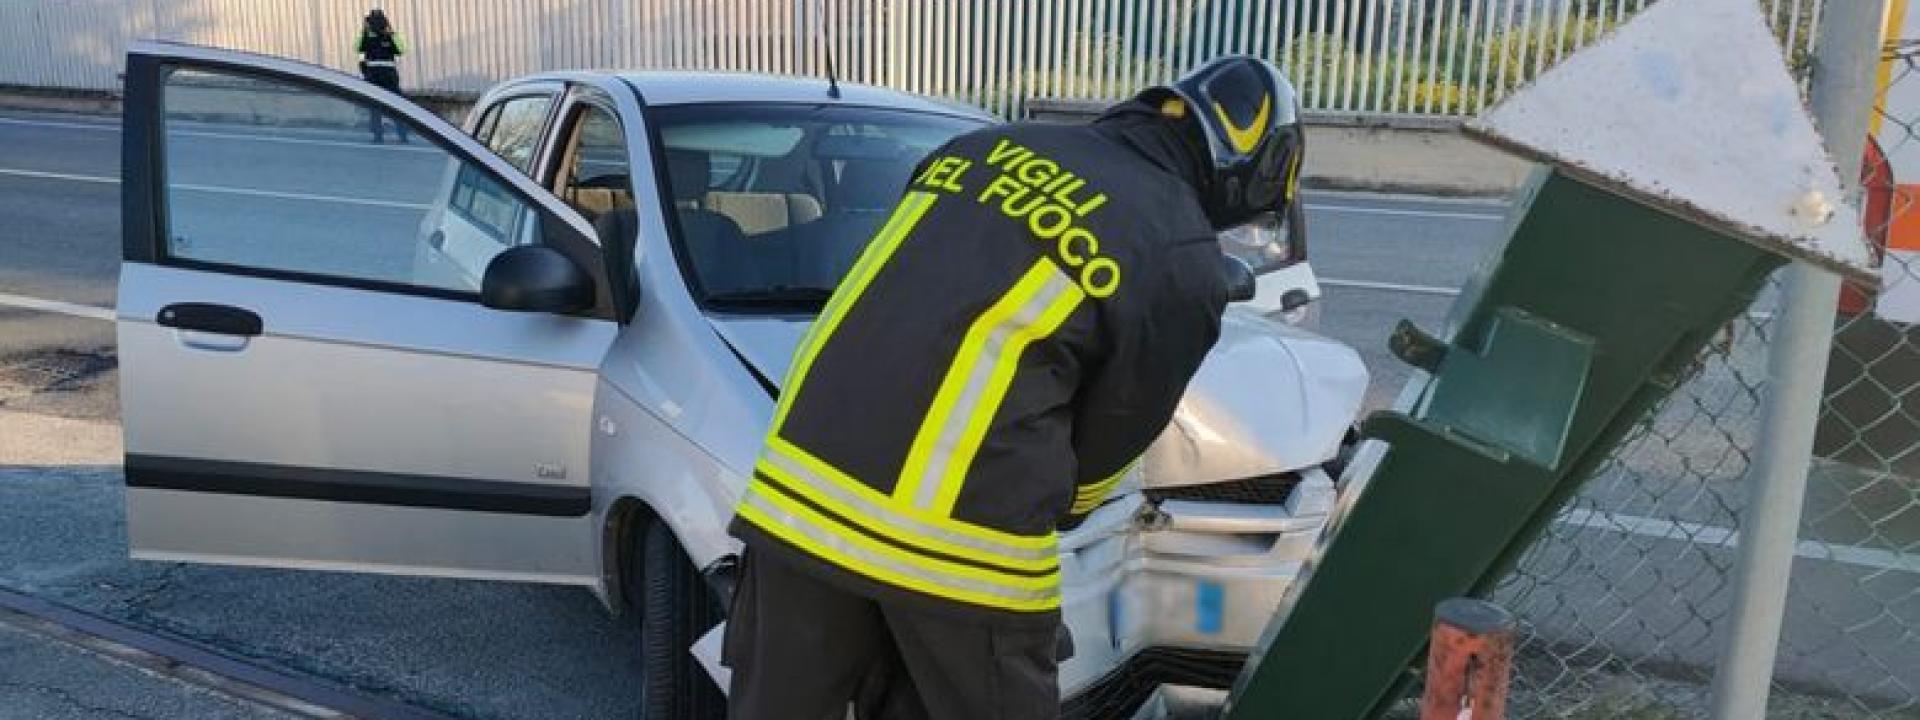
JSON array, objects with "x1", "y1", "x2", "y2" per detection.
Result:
[{"x1": 1216, "y1": 210, "x2": 1301, "y2": 275}]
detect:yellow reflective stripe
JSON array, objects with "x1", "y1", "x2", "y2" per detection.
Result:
[
  {"x1": 1284, "y1": 148, "x2": 1304, "y2": 201},
  {"x1": 1072, "y1": 480, "x2": 1115, "y2": 505},
  {"x1": 895, "y1": 262, "x2": 1055, "y2": 508},
  {"x1": 736, "y1": 503, "x2": 1060, "y2": 612},
  {"x1": 770, "y1": 191, "x2": 937, "y2": 433},
  {"x1": 1070, "y1": 483, "x2": 1115, "y2": 515},
  {"x1": 745, "y1": 477, "x2": 1056, "y2": 591},
  {"x1": 1071, "y1": 461, "x2": 1135, "y2": 514},
  {"x1": 1215, "y1": 95, "x2": 1272, "y2": 154},
  {"x1": 738, "y1": 485, "x2": 1061, "y2": 612},
  {"x1": 763, "y1": 435, "x2": 1057, "y2": 552},
  {"x1": 896, "y1": 259, "x2": 1087, "y2": 514},
  {"x1": 755, "y1": 456, "x2": 1058, "y2": 573},
  {"x1": 935, "y1": 268, "x2": 1085, "y2": 513},
  {"x1": 1078, "y1": 461, "x2": 1135, "y2": 500}
]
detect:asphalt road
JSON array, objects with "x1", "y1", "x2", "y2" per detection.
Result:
[
  {"x1": 0, "y1": 618, "x2": 293, "y2": 720},
  {"x1": 0, "y1": 108, "x2": 1911, "y2": 716}
]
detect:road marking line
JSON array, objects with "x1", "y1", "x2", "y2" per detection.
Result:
[
  {"x1": 1558, "y1": 508, "x2": 1918, "y2": 574},
  {"x1": 174, "y1": 183, "x2": 432, "y2": 210},
  {"x1": 0, "y1": 116, "x2": 118, "y2": 132},
  {"x1": 1303, "y1": 203, "x2": 1508, "y2": 221},
  {"x1": 0, "y1": 292, "x2": 115, "y2": 322},
  {"x1": 0, "y1": 167, "x2": 431, "y2": 210},
  {"x1": 0, "y1": 115, "x2": 442, "y2": 154},
  {"x1": 1320, "y1": 277, "x2": 1463, "y2": 296},
  {"x1": 0, "y1": 167, "x2": 117, "y2": 185},
  {"x1": 1303, "y1": 187, "x2": 1512, "y2": 207}
]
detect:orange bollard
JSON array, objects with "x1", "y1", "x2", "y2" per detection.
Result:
[{"x1": 1419, "y1": 598, "x2": 1517, "y2": 720}]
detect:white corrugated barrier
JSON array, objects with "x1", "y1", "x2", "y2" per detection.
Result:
[{"x1": 0, "y1": 0, "x2": 1826, "y2": 119}]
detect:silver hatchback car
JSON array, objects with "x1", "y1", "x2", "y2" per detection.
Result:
[{"x1": 116, "y1": 42, "x2": 1368, "y2": 718}]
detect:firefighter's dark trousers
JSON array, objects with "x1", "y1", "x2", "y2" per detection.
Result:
[
  {"x1": 358, "y1": 64, "x2": 409, "y2": 143},
  {"x1": 724, "y1": 551, "x2": 1060, "y2": 720}
]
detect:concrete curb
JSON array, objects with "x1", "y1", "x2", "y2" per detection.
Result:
[{"x1": 0, "y1": 411, "x2": 122, "y2": 467}]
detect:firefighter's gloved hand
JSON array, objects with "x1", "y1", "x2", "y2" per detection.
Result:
[{"x1": 1056, "y1": 623, "x2": 1076, "y2": 661}]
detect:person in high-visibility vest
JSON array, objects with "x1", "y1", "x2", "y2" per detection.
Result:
[
  {"x1": 355, "y1": 8, "x2": 409, "y2": 144},
  {"x1": 723, "y1": 56, "x2": 1308, "y2": 720}
]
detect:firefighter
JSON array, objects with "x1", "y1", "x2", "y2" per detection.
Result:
[
  {"x1": 724, "y1": 56, "x2": 1307, "y2": 720},
  {"x1": 355, "y1": 8, "x2": 409, "y2": 143}
]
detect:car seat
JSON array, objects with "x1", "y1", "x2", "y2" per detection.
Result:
[
  {"x1": 666, "y1": 149, "x2": 763, "y2": 294},
  {"x1": 788, "y1": 157, "x2": 911, "y2": 287}
]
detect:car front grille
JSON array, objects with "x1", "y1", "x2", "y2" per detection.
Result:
[
  {"x1": 1062, "y1": 647, "x2": 1246, "y2": 720},
  {"x1": 1143, "y1": 473, "x2": 1301, "y2": 505}
]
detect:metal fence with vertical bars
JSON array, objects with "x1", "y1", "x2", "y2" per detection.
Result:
[{"x1": 0, "y1": 0, "x2": 1830, "y2": 120}]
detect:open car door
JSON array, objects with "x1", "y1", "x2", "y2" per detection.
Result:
[{"x1": 118, "y1": 42, "x2": 617, "y2": 585}]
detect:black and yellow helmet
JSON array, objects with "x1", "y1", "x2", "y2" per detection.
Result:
[{"x1": 1142, "y1": 56, "x2": 1305, "y2": 231}]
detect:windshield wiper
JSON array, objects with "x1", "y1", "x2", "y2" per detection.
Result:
[{"x1": 706, "y1": 286, "x2": 837, "y2": 308}]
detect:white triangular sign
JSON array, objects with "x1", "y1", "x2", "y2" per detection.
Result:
[{"x1": 1465, "y1": 0, "x2": 1877, "y2": 284}]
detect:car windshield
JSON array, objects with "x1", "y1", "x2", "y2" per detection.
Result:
[{"x1": 650, "y1": 104, "x2": 984, "y2": 312}]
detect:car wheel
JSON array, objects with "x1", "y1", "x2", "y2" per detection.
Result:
[{"x1": 628, "y1": 520, "x2": 726, "y2": 720}]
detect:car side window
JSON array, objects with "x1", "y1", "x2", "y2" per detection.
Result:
[
  {"x1": 470, "y1": 103, "x2": 502, "y2": 143},
  {"x1": 553, "y1": 105, "x2": 632, "y2": 224},
  {"x1": 482, "y1": 95, "x2": 554, "y2": 174},
  {"x1": 159, "y1": 67, "x2": 544, "y2": 296}
]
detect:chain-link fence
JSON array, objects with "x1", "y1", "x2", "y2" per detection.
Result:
[{"x1": 1483, "y1": 6, "x2": 1920, "y2": 718}]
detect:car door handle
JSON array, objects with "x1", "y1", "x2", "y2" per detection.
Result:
[{"x1": 156, "y1": 303, "x2": 263, "y2": 337}]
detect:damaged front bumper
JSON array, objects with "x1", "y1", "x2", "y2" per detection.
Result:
[
  {"x1": 692, "y1": 469, "x2": 1336, "y2": 716},
  {"x1": 1056, "y1": 468, "x2": 1336, "y2": 715}
]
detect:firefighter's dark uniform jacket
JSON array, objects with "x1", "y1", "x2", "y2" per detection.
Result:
[
  {"x1": 355, "y1": 29, "x2": 406, "y2": 92},
  {"x1": 731, "y1": 108, "x2": 1229, "y2": 626},
  {"x1": 355, "y1": 30, "x2": 407, "y2": 63}
]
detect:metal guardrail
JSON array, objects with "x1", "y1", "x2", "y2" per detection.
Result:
[{"x1": 0, "y1": 0, "x2": 1828, "y2": 121}]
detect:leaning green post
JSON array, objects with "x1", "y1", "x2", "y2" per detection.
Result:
[{"x1": 1221, "y1": 0, "x2": 1878, "y2": 718}]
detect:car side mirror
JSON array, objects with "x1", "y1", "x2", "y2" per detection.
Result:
[
  {"x1": 1221, "y1": 255, "x2": 1258, "y2": 303},
  {"x1": 482, "y1": 245, "x2": 595, "y2": 314}
]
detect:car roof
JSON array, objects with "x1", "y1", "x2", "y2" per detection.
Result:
[{"x1": 525, "y1": 70, "x2": 993, "y2": 121}]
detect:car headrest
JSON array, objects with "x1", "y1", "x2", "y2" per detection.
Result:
[
  {"x1": 665, "y1": 149, "x2": 710, "y2": 203},
  {"x1": 834, "y1": 158, "x2": 911, "y2": 211}
]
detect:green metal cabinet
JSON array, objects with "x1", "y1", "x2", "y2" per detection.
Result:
[{"x1": 1223, "y1": 167, "x2": 1786, "y2": 720}]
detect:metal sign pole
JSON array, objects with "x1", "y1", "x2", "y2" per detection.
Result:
[{"x1": 1707, "y1": 2, "x2": 1887, "y2": 718}]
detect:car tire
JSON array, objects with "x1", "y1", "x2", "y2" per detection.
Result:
[{"x1": 629, "y1": 519, "x2": 727, "y2": 720}]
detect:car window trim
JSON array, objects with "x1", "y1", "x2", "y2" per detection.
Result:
[
  {"x1": 484, "y1": 93, "x2": 561, "y2": 175},
  {"x1": 124, "y1": 44, "x2": 614, "y2": 320},
  {"x1": 547, "y1": 92, "x2": 626, "y2": 203},
  {"x1": 470, "y1": 102, "x2": 501, "y2": 143},
  {"x1": 124, "y1": 42, "x2": 600, "y2": 257},
  {"x1": 550, "y1": 84, "x2": 639, "y2": 322}
]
